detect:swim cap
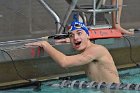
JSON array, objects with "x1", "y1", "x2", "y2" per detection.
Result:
[{"x1": 68, "y1": 21, "x2": 89, "y2": 35}]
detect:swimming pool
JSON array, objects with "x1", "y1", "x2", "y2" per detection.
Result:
[{"x1": 1, "y1": 66, "x2": 140, "y2": 93}]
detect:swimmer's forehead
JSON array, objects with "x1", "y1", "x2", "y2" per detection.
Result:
[{"x1": 69, "y1": 29, "x2": 85, "y2": 34}]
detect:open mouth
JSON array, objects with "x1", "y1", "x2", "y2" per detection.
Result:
[{"x1": 74, "y1": 41, "x2": 81, "y2": 46}]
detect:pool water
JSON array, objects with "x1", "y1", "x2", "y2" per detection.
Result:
[{"x1": 1, "y1": 66, "x2": 140, "y2": 93}]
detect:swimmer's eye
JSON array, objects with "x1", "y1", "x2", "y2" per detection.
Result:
[
  {"x1": 69, "y1": 33, "x2": 74, "y2": 38},
  {"x1": 77, "y1": 31, "x2": 82, "y2": 36}
]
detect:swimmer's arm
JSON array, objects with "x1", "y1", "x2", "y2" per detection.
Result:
[
  {"x1": 42, "y1": 41, "x2": 99, "y2": 67},
  {"x1": 25, "y1": 41, "x2": 100, "y2": 68}
]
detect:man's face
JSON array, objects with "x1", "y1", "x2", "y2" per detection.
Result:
[{"x1": 69, "y1": 29, "x2": 89, "y2": 51}]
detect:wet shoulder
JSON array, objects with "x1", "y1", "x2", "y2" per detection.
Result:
[{"x1": 83, "y1": 44, "x2": 106, "y2": 57}]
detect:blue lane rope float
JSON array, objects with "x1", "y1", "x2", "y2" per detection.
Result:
[{"x1": 47, "y1": 80, "x2": 140, "y2": 91}]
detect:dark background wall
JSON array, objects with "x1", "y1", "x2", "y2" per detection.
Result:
[{"x1": 0, "y1": 0, "x2": 139, "y2": 41}]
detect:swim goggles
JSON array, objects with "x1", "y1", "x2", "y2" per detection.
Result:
[{"x1": 68, "y1": 21, "x2": 89, "y2": 35}]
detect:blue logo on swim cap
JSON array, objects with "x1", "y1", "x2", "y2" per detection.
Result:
[{"x1": 68, "y1": 21, "x2": 89, "y2": 35}]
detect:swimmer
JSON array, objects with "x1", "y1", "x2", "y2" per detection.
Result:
[{"x1": 25, "y1": 21, "x2": 120, "y2": 83}]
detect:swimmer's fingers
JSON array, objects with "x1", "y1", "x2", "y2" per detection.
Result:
[{"x1": 24, "y1": 42, "x2": 42, "y2": 48}]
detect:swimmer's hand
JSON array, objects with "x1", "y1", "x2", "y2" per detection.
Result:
[{"x1": 25, "y1": 41, "x2": 46, "y2": 48}]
